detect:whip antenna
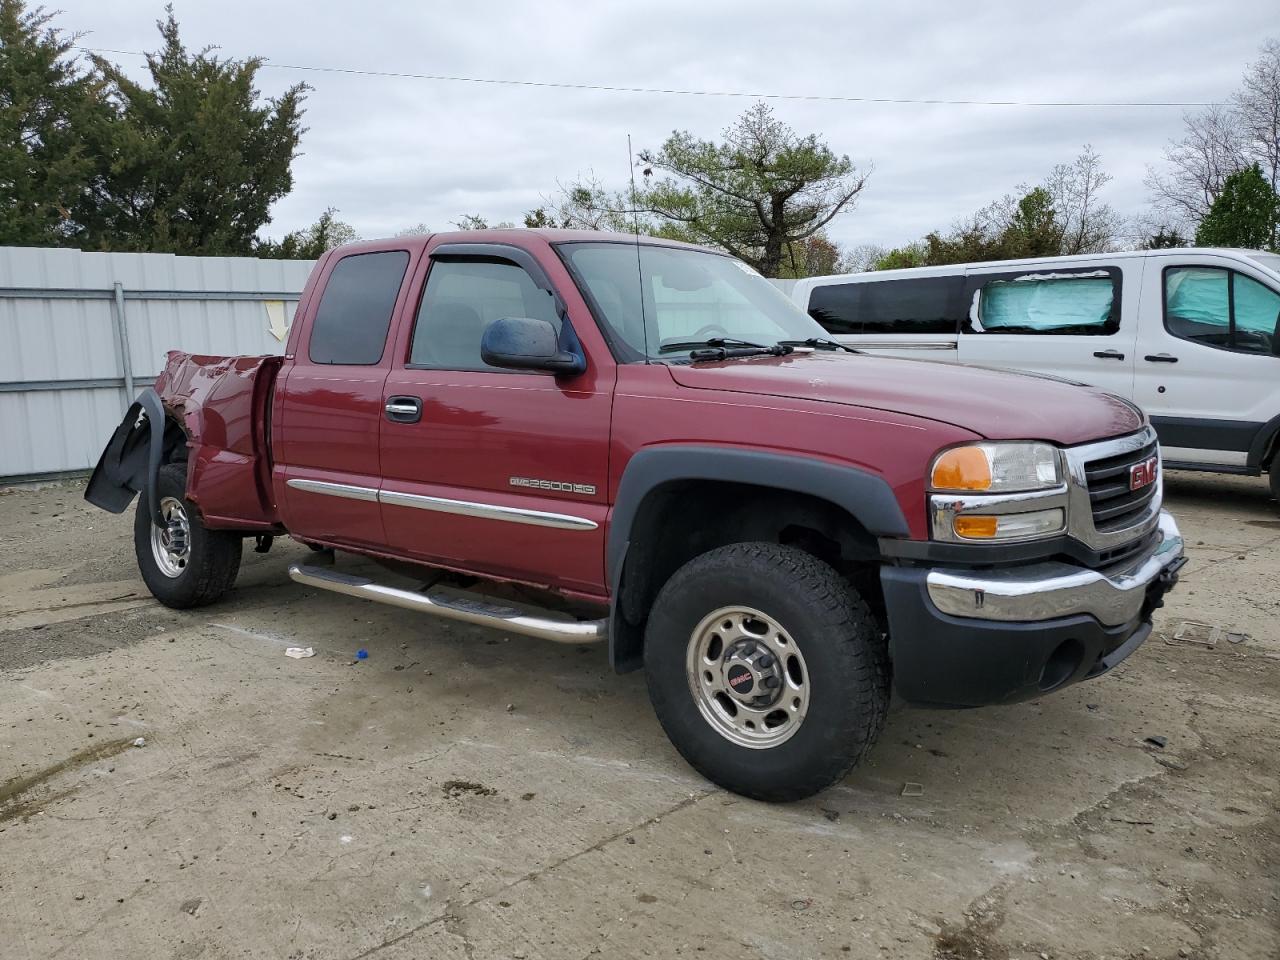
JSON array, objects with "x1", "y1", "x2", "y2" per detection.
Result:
[{"x1": 627, "y1": 134, "x2": 650, "y2": 362}]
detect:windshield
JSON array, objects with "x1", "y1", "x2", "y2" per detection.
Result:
[
  {"x1": 1246, "y1": 252, "x2": 1280, "y2": 277},
  {"x1": 557, "y1": 241, "x2": 828, "y2": 361}
]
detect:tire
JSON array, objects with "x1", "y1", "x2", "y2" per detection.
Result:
[
  {"x1": 1270, "y1": 464, "x2": 1280, "y2": 505},
  {"x1": 643, "y1": 542, "x2": 890, "y2": 802},
  {"x1": 133, "y1": 463, "x2": 242, "y2": 609}
]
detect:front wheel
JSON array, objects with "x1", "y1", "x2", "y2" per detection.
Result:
[
  {"x1": 644, "y1": 542, "x2": 889, "y2": 802},
  {"x1": 133, "y1": 463, "x2": 243, "y2": 609}
]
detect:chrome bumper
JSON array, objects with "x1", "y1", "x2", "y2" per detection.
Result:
[{"x1": 926, "y1": 511, "x2": 1184, "y2": 626}]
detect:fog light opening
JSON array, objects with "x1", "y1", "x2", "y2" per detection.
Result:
[{"x1": 1040, "y1": 638, "x2": 1084, "y2": 691}]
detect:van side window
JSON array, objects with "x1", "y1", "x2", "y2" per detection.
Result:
[
  {"x1": 308, "y1": 251, "x2": 410, "y2": 365},
  {"x1": 409, "y1": 259, "x2": 560, "y2": 371},
  {"x1": 1165, "y1": 267, "x2": 1280, "y2": 355},
  {"x1": 808, "y1": 276, "x2": 964, "y2": 336},
  {"x1": 973, "y1": 275, "x2": 1117, "y2": 336}
]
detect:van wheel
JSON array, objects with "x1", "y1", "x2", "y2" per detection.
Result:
[
  {"x1": 643, "y1": 542, "x2": 889, "y2": 802},
  {"x1": 133, "y1": 463, "x2": 242, "y2": 609},
  {"x1": 1270, "y1": 464, "x2": 1280, "y2": 505}
]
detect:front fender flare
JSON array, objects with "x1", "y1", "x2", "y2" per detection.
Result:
[
  {"x1": 606, "y1": 446, "x2": 910, "y2": 671},
  {"x1": 83, "y1": 388, "x2": 169, "y2": 528}
]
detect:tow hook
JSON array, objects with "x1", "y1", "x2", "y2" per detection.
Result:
[{"x1": 254, "y1": 534, "x2": 274, "y2": 554}]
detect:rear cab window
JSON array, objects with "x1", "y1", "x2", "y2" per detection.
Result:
[
  {"x1": 308, "y1": 250, "x2": 411, "y2": 365},
  {"x1": 966, "y1": 268, "x2": 1121, "y2": 336},
  {"x1": 1164, "y1": 265, "x2": 1280, "y2": 355},
  {"x1": 807, "y1": 275, "x2": 965, "y2": 336}
]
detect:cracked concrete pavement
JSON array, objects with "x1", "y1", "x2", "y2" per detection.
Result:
[{"x1": 0, "y1": 473, "x2": 1276, "y2": 959}]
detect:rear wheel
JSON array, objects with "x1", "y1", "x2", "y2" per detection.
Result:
[
  {"x1": 1270, "y1": 463, "x2": 1279, "y2": 505},
  {"x1": 133, "y1": 463, "x2": 242, "y2": 608},
  {"x1": 644, "y1": 542, "x2": 889, "y2": 802}
]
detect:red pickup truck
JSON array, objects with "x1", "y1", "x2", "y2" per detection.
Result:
[{"x1": 86, "y1": 230, "x2": 1186, "y2": 801}]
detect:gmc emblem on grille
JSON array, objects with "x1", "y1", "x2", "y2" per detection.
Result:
[{"x1": 1130, "y1": 456, "x2": 1159, "y2": 491}]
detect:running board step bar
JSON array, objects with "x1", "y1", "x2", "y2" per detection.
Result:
[{"x1": 288, "y1": 563, "x2": 608, "y2": 644}]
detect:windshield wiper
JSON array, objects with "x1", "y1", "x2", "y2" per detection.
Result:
[
  {"x1": 687, "y1": 343, "x2": 794, "y2": 362},
  {"x1": 777, "y1": 337, "x2": 860, "y2": 353},
  {"x1": 658, "y1": 336, "x2": 771, "y2": 353}
]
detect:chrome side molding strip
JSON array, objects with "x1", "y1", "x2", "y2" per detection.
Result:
[
  {"x1": 289, "y1": 563, "x2": 608, "y2": 644},
  {"x1": 286, "y1": 478, "x2": 379, "y2": 502},
  {"x1": 286, "y1": 478, "x2": 597, "y2": 531},
  {"x1": 379, "y1": 489, "x2": 597, "y2": 531}
]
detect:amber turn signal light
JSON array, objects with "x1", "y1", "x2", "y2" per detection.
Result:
[
  {"x1": 930, "y1": 447, "x2": 992, "y2": 492},
  {"x1": 953, "y1": 515, "x2": 999, "y2": 538}
]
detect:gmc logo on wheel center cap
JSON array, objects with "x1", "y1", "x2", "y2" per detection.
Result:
[{"x1": 1130, "y1": 456, "x2": 1159, "y2": 492}]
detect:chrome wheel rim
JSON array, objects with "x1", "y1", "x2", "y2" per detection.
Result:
[
  {"x1": 150, "y1": 496, "x2": 191, "y2": 578},
  {"x1": 685, "y1": 605, "x2": 810, "y2": 749}
]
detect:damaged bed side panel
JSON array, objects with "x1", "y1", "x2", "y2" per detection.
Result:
[
  {"x1": 158, "y1": 352, "x2": 284, "y2": 530},
  {"x1": 84, "y1": 352, "x2": 284, "y2": 532}
]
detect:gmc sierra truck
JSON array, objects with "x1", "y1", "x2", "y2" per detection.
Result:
[{"x1": 85, "y1": 230, "x2": 1186, "y2": 801}]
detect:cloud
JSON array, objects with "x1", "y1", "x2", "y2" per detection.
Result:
[{"x1": 70, "y1": 0, "x2": 1273, "y2": 248}]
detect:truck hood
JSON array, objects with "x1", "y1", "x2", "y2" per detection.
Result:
[{"x1": 665, "y1": 352, "x2": 1143, "y2": 445}]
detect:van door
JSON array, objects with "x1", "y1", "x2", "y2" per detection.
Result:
[
  {"x1": 1134, "y1": 253, "x2": 1280, "y2": 470},
  {"x1": 957, "y1": 262, "x2": 1138, "y2": 399},
  {"x1": 802, "y1": 273, "x2": 964, "y2": 361}
]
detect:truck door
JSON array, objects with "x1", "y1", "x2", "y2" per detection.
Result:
[
  {"x1": 1134, "y1": 253, "x2": 1280, "y2": 469},
  {"x1": 274, "y1": 247, "x2": 416, "y2": 549},
  {"x1": 378, "y1": 241, "x2": 614, "y2": 596},
  {"x1": 956, "y1": 262, "x2": 1138, "y2": 399}
]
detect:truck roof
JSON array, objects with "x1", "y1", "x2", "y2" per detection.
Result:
[{"x1": 328, "y1": 228, "x2": 719, "y2": 257}]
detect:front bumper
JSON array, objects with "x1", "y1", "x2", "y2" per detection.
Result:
[
  {"x1": 881, "y1": 511, "x2": 1185, "y2": 708},
  {"x1": 926, "y1": 511, "x2": 1184, "y2": 626}
]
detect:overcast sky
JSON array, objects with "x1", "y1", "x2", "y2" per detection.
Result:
[{"x1": 61, "y1": 0, "x2": 1275, "y2": 251}]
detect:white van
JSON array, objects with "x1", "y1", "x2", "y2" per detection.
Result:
[{"x1": 788, "y1": 248, "x2": 1280, "y2": 499}]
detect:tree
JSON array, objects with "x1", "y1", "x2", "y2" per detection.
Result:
[
  {"x1": 0, "y1": 0, "x2": 111, "y2": 246},
  {"x1": 636, "y1": 102, "x2": 870, "y2": 277},
  {"x1": 534, "y1": 173, "x2": 637, "y2": 231},
  {"x1": 255, "y1": 208, "x2": 357, "y2": 259},
  {"x1": 1235, "y1": 39, "x2": 1280, "y2": 245},
  {"x1": 1145, "y1": 104, "x2": 1245, "y2": 231},
  {"x1": 451, "y1": 214, "x2": 514, "y2": 230},
  {"x1": 1142, "y1": 225, "x2": 1187, "y2": 249},
  {"x1": 1195, "y1": 165, "x2": 1280, "y2": 249},
  {"x1": 1146, "y1": 39, "x2": 1280, "y2": 239},
  {"x1": 83, "y1": 5, "x2": 307, "y2": 254},
  {"x1": 775, "y1": 231, "x2": 852, "y2": 278},
  {"x1": 1046, "y1": 144, "x2": 1120, "y2": 254}
]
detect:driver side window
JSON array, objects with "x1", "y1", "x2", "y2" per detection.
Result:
[
  {"x1": 1164, "y1": 266, "x2": 1280, "y2": 355},
  {"x1": 409, "y1": 259, "x2": 561, "y2": 371}
]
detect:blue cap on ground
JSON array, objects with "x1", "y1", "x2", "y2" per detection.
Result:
[{"x1": 356, "y1": 648, "x2": 368, "y2": 660}]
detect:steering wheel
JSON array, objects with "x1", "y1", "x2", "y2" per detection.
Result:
[{"x1": 691, "y1": 324, "x2": 730, "y2": 341}]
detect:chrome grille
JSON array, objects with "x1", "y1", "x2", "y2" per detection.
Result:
[
  {"x1": 1062, "y1": 427, "x2": 1162, "y2": 554},
  {"x1": 1083, "y1": 438, "x2": 1160, "y2": 533}
]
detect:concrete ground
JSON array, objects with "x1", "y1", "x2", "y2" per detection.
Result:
[{"x1": 0, "y1": 474, "x2": 1276, "y2": 960}]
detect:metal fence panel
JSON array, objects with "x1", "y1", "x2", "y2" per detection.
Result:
[{"x1": 0, "y1": 246, "x2": 314, "y2": 481}]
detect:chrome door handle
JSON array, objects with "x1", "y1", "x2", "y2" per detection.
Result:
[{"x1": 384, "y1": 396, "x2": 422, "y2": 423}]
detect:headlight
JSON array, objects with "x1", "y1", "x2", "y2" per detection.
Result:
[
  {"x1": 929, "y1": 441, "x2": 1067, "y2": 543},
  {"x1": 930, "y1": 442, "x2": 1062, "y2": 493}
]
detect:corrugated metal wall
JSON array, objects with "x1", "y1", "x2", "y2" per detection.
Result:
[{"x1": 0, "y1": 246, "x2": 315, "y2": 481}]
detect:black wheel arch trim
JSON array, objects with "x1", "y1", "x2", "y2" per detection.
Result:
[
  {"x1": 1246, "y1": 412, "x2": 1280, "y2": 470},
  {"x1": 605, "y1": 446, "x2": 910, "y2": 672},
  {"x1": 84, "y1": 388, "x2": 171, "y2": 528}
]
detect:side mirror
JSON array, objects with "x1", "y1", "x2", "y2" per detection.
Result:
[{"x1": 480, "y1": 317, "x2": 585, "y2": 375}]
